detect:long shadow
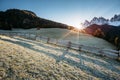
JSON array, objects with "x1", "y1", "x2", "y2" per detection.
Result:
[
  {"x1": 14, "y1": 37, "x2": 120, "y2": 67},
  {"x1": 1, "y1": 38, "x2": 120, "y2": 79},
  {"x1": 13, "y1": 37, "x2": 65, "y2": 52},
  {"x1": 66, "y1": 51, "x2": 120, "y2": 74},
  {"x1": 0, "y1": 38, "x2": 33, "y2": 48},
  {"x1": 15, "y1": 37, "x2": 119, "y2": 69}
]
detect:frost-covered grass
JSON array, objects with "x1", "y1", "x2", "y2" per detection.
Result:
[
  {"x1": 0, "y1": 28, "x2": 116, "y2": 49},
  {"x1": 0, "y1": 35, "x2": 120, "y2": 80}
]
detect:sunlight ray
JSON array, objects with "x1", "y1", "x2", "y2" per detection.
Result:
[
  {"x1": 77, "y1": 31, "x2": 79, "y2": 43},
  {"x1": 58, "y1": 30, "x2": 73, "y2": 40}
]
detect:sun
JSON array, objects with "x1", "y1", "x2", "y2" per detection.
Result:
[
  {"x1": 66, "y1": 18, "x2": 84, "y2": 30},
  {"x1": 74, "y1": 23, "x2": 84, "y2": 30}
]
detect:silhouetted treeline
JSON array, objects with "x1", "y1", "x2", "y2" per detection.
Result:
[
  {"x1": 84, "y1": 24, "x2": 120, "y2": 49},
  {"x1": 0, "y1": 9, "x2": 74, "y2": 30}
]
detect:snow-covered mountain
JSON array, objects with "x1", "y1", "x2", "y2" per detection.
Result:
[
  {"x1": 110, "y1": 14, "x2": 120, "y2": 22},
  {"x1": 82, "y1": 14, "x2": 120, "y2": 27}
]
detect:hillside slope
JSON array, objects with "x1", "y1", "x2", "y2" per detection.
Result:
[
  {"x1": 0, "y1": 28, "x2": 116, "y2": 49},
  {"x1": 0, "y1": 35, "x2": 120, "y2": 80},
  {"x1": 84, "y1": 24, "x2": 120, "y2": 49},
  {"x1": 0, "y1": 9, "x2": 74, "y2": 30}
]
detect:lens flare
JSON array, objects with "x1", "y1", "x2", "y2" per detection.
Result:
[{"x1": 72, "y1": 23, "x2": 84, "y2": 30}]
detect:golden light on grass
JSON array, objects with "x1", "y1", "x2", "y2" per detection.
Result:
[
  {"x1": 59, "y1": 23, "x2": 84, "y2": 41},
  {"x1": 59, "y1": 30, "x2": 73, "y2": 39}
]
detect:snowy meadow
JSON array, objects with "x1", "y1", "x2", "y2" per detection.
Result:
[{"x1": 2, "y1": 28, "x2": 116, "y2": 49}]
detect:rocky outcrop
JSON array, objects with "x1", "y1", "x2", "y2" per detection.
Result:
[{"x1": 110, "y1": 14, "x2": 120, "y2": 22}]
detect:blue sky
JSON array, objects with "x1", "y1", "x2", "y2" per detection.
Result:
[{"x1": 0, "y1": 0, "x2": 120, "y2": 28}]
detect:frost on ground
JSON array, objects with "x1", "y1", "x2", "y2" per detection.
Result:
[
  {"x1": 0, "y1": 28, "x2": 116, "y2": 49},
  {"x1": 0, "y1": 35, "x2": 120, "y2": 80}
]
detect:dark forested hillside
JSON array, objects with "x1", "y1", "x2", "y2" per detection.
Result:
[
  {"x1": 84, "y1": 24, "x2": 120, "y2": 49},
  {"x1": 0, "y1": 9, "x2": 74, "y2": 30}
]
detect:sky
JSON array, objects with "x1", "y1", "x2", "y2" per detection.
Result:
[{"x1": 0, "y1": 0, "x2": 120, "y2": 28}]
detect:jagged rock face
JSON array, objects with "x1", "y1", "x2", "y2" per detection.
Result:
[
  {"x1": 82, "y1": 14, "x2": 120, "y2": 27},
  {"x1": 81, "y1": 20, "x2": 90, "y2": 28},
  {"x1": 110, "y1": 14, "x2": 120, "y2": 22},
  {"x1": 82, "y1": 17, "x2": 109, "y2": 27},
  {"x1": 0, "y1": 9, "x2": 73, "y2": 30},
  {"x1": 90, "y1": 17, "x2": 108, "y2": 25}
]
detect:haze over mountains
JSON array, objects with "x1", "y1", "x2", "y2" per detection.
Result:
[{"x1": 82, "y1": 14, "x2": 120, "y2": 27}]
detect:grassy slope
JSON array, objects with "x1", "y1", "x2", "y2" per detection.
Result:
[
  {"x1": 4, "y1": 28, "x2": 116, "y2": 49},
  {"x1": 0, "y1": 35, "x2": 120, "y2": 80}
]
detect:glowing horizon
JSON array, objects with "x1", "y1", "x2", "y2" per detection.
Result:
[{"x1": 0, "y1": 0, "x2": 120, "y2": 28}]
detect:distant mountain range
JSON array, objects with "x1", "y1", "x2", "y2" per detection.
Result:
[
  {"x1": 1, "y1": 9, "x2": 120, "y2": 49},
  {"x1": 82, "y1": 14, "x2": 120, "y2": 49},
  {"x1": 82, "y1": 14, "x2": 120, "y2": 27},
  {"x1": 83, "y1": 24, "x2": 120, "y2": 49},
  {"x1": 0, "y1": 9, "x2": 74, "y2": 30}
]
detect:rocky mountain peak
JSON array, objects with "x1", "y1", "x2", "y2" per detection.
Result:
[
  {"x1": 82, "y1": 14, "x2": 120, "y2": 27},
  {"x1": 110, "y1": 14, "x2": 120, "y2": 22}
]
